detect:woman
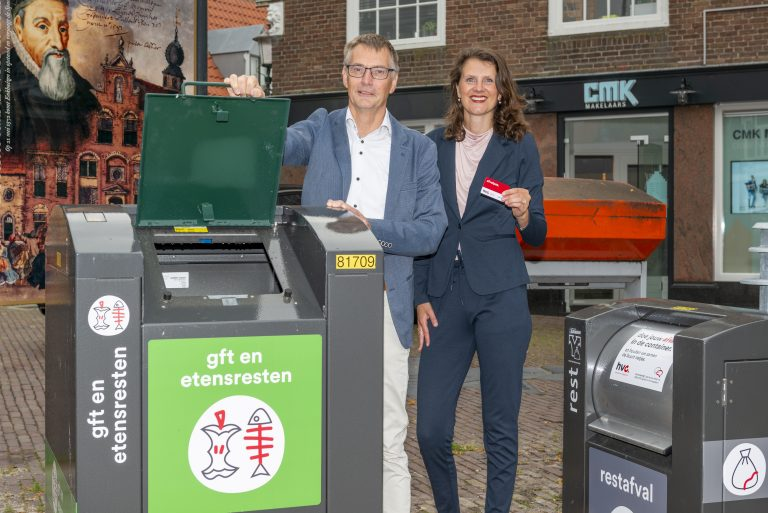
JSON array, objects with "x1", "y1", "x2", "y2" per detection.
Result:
[
  {"x1": 414, "y1": 47, "x2": 546, "y2": 513},
  {"x1": 759, "y1": 178, "x2": 768, "y2": 207}
]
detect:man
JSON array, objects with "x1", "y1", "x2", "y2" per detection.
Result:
[
  {"x1": 226, "y1": 33, "x2": 447, "y2": 513},
  {"x1": 746, "y1": 174, "x2": 757, "y2": 209},
  {"x1": 1, "y1": 0, "x2": 100, "y2": 153}
]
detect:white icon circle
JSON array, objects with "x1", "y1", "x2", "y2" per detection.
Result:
[
  {"x1": 189, "y1": 395, "x2": 285, "y2": 494},
  {"x1": 723, "y1": 443, "x2": 765, "y2": 496},
  {"x1": 611, "y1": 507, "x2": 633, "y2": 513},
  {"x1": 88, "y1": 295, "x2": 130, "y2": 336}
]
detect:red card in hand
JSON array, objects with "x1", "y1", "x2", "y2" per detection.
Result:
[{"x1": 480, "y1": 177, "x2": 510, "y2": 203}]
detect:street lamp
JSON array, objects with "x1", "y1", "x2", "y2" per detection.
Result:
[
  {"x1": 254, "y1": 30, "x2": 273, "y2": 96},
  {"x1": 669, "y1": 78, "x2": 696, "y2": 105},
  {"x1": 523, "y1": 87, "x2": 544, "y2": 113}
]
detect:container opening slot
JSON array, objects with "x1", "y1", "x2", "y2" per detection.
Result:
[
  {"x1": 635, "y1": 306, "x2": 721, "y2": 327},
  {"x1": 154, "y1": 242, "x2": 281, "y2": 297}
]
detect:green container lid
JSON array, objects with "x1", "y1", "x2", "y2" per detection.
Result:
[{"x1": 136, "y1": 83, "x2": 290, "y2": 227}]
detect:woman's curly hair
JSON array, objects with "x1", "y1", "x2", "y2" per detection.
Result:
[{"x1": 444, "y1": 47, "x2": 529, "y2": 143}]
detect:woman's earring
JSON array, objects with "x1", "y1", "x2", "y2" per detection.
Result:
[{"x1": 457, "y1": 96, "x2": 462, "y2": 103}]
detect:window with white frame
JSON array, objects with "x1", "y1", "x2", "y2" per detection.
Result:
[
  {"x1": 714, "y1": 103, "x2": 768, "y2": 281},
  {"x1": 549, "y1": 0, "x2": 668, "y2": 36},
  {"x1": 347, "y1": 0, "x2": 445, "y2": 51}
]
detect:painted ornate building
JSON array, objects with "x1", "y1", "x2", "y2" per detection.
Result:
[{"x1": 0, "y1": 31, "x2": 183, "y2": 242}]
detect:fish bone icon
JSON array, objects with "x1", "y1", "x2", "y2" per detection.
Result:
[{"x1": 246, "y1": 408, "x2": 275, "y2": 478}]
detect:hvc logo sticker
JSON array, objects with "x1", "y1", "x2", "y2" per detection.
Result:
[{"x1": 189, "y1": 395, "x2": 285, "y2": 493}]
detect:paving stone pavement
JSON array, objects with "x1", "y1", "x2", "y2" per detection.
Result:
[
  {"x1": 0, "y1": 305, "x2": 564, "y2": 513},
  {"x1": 0, "y1": 305, "x2": 46, "y2": 513}
]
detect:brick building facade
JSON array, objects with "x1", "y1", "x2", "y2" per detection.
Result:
[
  {"x1": 0, "y1": 36, "x2": 176, "y2": 243},
  {"x1": 267, "y1": 0, "x2": 768, "y2": 308},
  {"x1": 272, "y1": 1, "x2": 768, "y2": 92}
]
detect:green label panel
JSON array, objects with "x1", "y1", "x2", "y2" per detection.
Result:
[
  {"x1": 148, "y1": 334, "x2": 323, "y2": 513},
  {"x1": 46, "y1": 441, "x2": 77, "y2": 513}
]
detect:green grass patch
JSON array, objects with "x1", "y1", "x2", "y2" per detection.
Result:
[{"x1": 451, "y1": 442, "x2": 482, "y2": 455}]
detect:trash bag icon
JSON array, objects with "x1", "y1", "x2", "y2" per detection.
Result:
[{"x1": 731, "y1": 448, "x2": 760, "y2": 491}]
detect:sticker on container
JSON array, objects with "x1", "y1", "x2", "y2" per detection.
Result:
[
  {"x1": 568, "y1": 327, "x2": 582, "y2": 362},
  {"x1": 189, "y1": 395, "x2": 285, "y2": 494},
  {"x1": 174, "y1": 226, "x2": 209, "y2": 233},
  {"x1": 162, "y1": 272, "x2": 190, "y2": 289},
  {"x1": 88, "y1": 295, "x2": 130, "y2": 336},
  {"x1": 723, "y1": 443, "x2": 765, "y2": 496},
  {"x1": 609, "y1": 328, "x2": 673, "y2": 392}
]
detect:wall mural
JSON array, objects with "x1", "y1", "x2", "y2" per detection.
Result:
[{"x1": 0, "y1": 0, "x2": 200, "y2": 304}]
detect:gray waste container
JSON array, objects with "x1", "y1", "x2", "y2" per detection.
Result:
[
  {"x1": 45, "y1": 88, "x2": 384, "y2": 513},
  {"x1": 563, "y1": 298, "x2": 768, "y2": 513}
]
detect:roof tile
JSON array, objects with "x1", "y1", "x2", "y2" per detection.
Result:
[{"x1": 208, "y1": 0, "x2": 267, "y2": 30}]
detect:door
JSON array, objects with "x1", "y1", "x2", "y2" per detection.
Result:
[
  {"x1": 723, "y1": 360, "x2": 768, "y2": 512},
  {"x1": 564, "y1": 113, "x2": 670, "y2": 300}
]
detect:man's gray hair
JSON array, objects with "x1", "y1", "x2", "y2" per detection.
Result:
[{"x1": 343, "y1": 33, "x2": 399, "y2": 72}]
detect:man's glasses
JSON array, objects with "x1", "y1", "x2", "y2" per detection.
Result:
[{"x1": 345, "y1": 64, "x2": 396, "y2": 80}]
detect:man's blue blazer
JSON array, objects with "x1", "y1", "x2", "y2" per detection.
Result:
[{"x1": 285, "y1": 108, "x2": 447, "y2": 348}]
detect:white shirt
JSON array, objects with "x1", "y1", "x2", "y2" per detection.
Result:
[{"x1": 345, "y1": 108, "x2": 392, "y2": 220}]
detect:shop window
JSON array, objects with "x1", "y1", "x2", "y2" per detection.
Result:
[
  {"x1": 55, "y1": 161, "x2": 69, "y2": 198},
  {"x1": 715, "y1": 106, "x2": 768, "y2": 279},
  {"x1": 549, "y1": 0, "x2": 668, "y2": 36},
  {"x1": 347, "y1": 0, "x2": 445, "y2": 50},
  {"x1": 79, "y1": 155, "x2": 98, "y2": 177},
  {"x1": 98, "y1": 113, "x2": 114, "y2": 144},
  {"x1": 123, "y1": 114, "x2": 138, "y2": 146},
  {"x1": 33, "y1": 161, "x2": 46, "y2": 198}
]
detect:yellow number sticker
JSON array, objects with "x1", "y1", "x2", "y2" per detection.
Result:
[
  {"x1": 336, "y1": 254, "x2": 377, "y2": 270},
  {"x1": 174, "y1": 227, "x2": 209, "y2": 233}
]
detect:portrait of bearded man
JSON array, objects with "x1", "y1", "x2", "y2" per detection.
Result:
[{"x1": 1, "y1": 0, "x2": 100, "y2": 153}]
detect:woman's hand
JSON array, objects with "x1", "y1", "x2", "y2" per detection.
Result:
[
  {"x1": 501, "y1": 187, "x2": 531, "y2": 229},
  {"x1": 416, "y1": 302, "x2": 438, "y2": 351}
]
